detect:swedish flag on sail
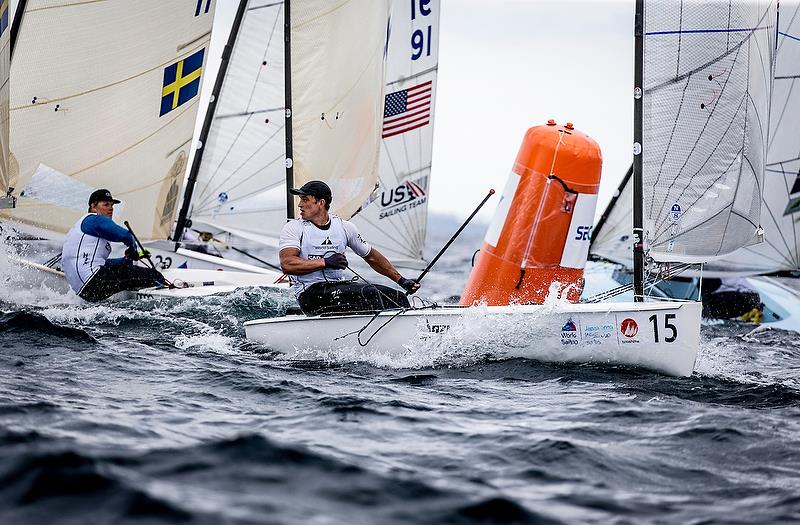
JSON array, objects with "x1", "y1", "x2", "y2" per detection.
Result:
[
  {"x1": 1, "y1": 0, "x2": 9, "y2": 37},
  {"x1": 160, "y1": 48, "x2": 205, "y2": 117}
]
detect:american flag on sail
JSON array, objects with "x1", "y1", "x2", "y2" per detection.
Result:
[{"x1": 382, "y1": 81, "x2": 432, "y2": 138}]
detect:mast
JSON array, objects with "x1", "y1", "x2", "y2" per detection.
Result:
[
  {"x1": 284, "y1": 0, "x2": 295, "y2": 219},
  {"x1": 173, "y1": 0, "x2": 249, "y2": 244},
  {"x1": 632, "y1": 0, "x2": 645, "y2": 302},
  {"x1": 9, "y1": 0, "x2": 27, "y2": 60}
]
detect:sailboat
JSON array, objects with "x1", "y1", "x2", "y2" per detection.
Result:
[
  {"x1": 591, "y1": 0, "x2": 799, "y2": 329},
  {"x1": 171, "y1": 0, "x2": 436, "y2": 273},
  {"x1": 0, "y1": 0, "x2": 287, "y2": 298},
  {"x1": 244, "y1": 0, "x2": 779, "y2": 377}
]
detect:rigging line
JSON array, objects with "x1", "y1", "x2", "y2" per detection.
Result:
[
  {"x1": 215, "y1": 107, "x2": 283, "y2": 119},
  {"x1": 651, "y1": 60, "x2": 745, "y2": 226},
  {"x1": 11, "y1": 39, "x2": 209, "y2": 111},
  {"x1": 196, "y1": 205, "x2": 285, "y2": 216},
  {"x1": 646, "y1": 26, "x2": 773, "y2": 37},
  {"x1": 726, "y1": 0, "x2": 732, "y2": 51},
  {"x1": 774, "y1": 74, "x2": 800, "y2": 79},
  {"x1": 245, "y1": 2, "x2": 282, "y2": 112},
  {"x1": 197, "y1": 112, "x2": 255, "y2": 201},
  {"x1": 355, "y1": 214, "x2": 418, "y2": 259},
  {"x1": 676, "y1": 0, "x2": 684, "y2": 77},
  {"x1": 766, "y1": 77, "x2": 796, "y2": 158},
  {"x1": 197, "y1": 125, "x2": 285, "y2": 207},
  {"x1": 646, "y1": 5, "x2": 774, "y2": 93},
  {"x1": 250, "y1": 2, "x2": 284, "y2": 11},
  {"x1": 766, "y1": 155, "x2": 800, "y2": 166},
  {"x1": 779, "y1": 31, "x2": 800, "y2": 43},
  {"x1": 385, "y1": 66, "x2": 438, "y2": 88},
  {"x1": 194, "y1": 152, "x2": 284, "y2": 212}
]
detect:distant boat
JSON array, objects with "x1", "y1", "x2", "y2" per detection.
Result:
[{"x1": 591, "y1": 0, "x2": 800, "y2": 329}]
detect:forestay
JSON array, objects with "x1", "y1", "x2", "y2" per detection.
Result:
[
  {"x1": 1, "y1": 0, "x2": 215, "y2": 241},
  {"x1": 188, "y1": 0, "x2": 390, "y2": 245},
  {"x1": 642, "y1": 0, "x2": 776, "y2": 263},
  {"x1": 350, "y1": 0, "x2": 440, "y2": 268}
]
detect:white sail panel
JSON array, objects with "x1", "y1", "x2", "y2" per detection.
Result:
[
  {"x1": 590, "y1": 168, "x2": 635, "y2": 267},
  {"x1": 351, "y1": 0, "x2": 440, "y2": 267},
  {"x1": 708, "y1": 1, "x2": 800, "y2": 274},
  {"x1": 0, "y1": 0, "x2": 9, "y2": 197},
  {"x1": 643, "y1": 1, "x2": 776, "y2": 263},
  {"x1": 290, "y1": 0, "x2": 389, "y2": 220},
  {"x1": 2, "y1": 0, "x2": 216, "y2": 241},
  {"x1": 190, "y1": 1, "x2": 287, "y2": 239}
]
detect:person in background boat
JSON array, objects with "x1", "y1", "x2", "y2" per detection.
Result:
[
  {"x1": 701, "y1": 277, "x2": 763, "y2": 321},
  {"x1": 279, "y1": 180, "x2": 421, "y2": 315},
  {"x1": 61, "y1": 189, "x2": 167, "y2": 302}
]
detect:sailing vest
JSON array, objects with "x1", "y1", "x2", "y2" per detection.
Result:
[
  {"x1": 62, "y1": 213, "x2": 113, "y2": 294},
  {"x1": 279, "y1": 215, "x2": 371, "y2": 297}
]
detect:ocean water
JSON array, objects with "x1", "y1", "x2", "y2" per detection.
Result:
[{"x1": 1, "y1": 220, "x2": 799, "y2": 524}]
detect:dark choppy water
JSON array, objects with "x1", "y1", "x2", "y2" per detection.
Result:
[{"x1": 2, "y1": 220, "x2": 800, "y2": 524}]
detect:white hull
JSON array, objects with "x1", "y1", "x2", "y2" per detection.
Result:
[{"x1": 244, "y1": 301, "x2": 702, "y2": 376}]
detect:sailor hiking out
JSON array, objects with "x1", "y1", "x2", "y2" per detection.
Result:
[
  {"x1": 279, "y1": 181, "x2": 420, "y2": 315},
  {"x1": 61, "y1": 189, "x2": 167, "y2": 302}
]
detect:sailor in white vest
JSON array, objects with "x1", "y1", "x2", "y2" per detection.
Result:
[
  {"x1": 279, "y1": 180, "x2": 421, "y2": 315},
  {"x1": 62, "y1": 189, "x2": 166, "y2": 302}
]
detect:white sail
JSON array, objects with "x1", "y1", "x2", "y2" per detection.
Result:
[
  {"x1": 350, "y1": 0, "x2": 440, "y2": 268},
  {"x1": 642, "y1": 0, "x2": 776, "y2": 263},
  {"x1": 590, "y1": 167, "x2": 635, "y2": 267},
  {"x1": 707, "y1": 1, "x2": 800, "y2": 274},
  {"x1": 189, "y1": 0, "x2": 390, "y2": 243},
  {"x1": 1, "y1": 0, "x2": 216, "y2": 241}
]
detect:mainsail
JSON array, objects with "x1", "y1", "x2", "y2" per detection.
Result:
[
  {"x1": 184, "y1": 0, "x2": 391, "y2": 247},
  {"x1": 0, "y1": 0, "x2": 216, "y2": 241},
  {"x1": 350, "y1": 0, "x2": 440, "y2": 268},
  {"x1": 593, "y1": 0, "x2": 777, "y2": 273}
]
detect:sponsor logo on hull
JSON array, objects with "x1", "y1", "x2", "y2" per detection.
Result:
[
  {"x1": 619, "y1": 317, "x2": 640, "y2": 344},
  {"x1": 560, "y1": 318, "x2": 580, "y2": 346}
]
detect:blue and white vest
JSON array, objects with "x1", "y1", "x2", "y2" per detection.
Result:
[{"x1": 62, "y1": 214, "x2": 112, "y2": 294}]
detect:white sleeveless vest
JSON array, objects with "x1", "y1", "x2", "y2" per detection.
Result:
[
  {"x1": 62, "y1": 214, "x2": 113, "y2": 294},
  {"x1": 280, "y1": 216, "x2": 371, "y2": 296}
]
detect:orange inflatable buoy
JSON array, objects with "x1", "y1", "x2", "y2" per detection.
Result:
[{"x1": 461, "y1": 120, "x2": 602, "y2": 306}]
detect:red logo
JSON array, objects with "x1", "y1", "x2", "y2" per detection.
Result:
[{"x1": 620, "y1": 318, "x2": 638, "y2": 338}]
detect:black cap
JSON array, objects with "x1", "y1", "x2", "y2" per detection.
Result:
[
  {"x1": 288, "y1": 180, "x2": 332, "y2": 204},
  {"x1": 88, "y1": 189, "x2": 121, "y2": 205}
]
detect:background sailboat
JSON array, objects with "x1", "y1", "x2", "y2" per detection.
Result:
[{"x1": 590, "y1": 0, "x2": 797, "y2": 325}]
